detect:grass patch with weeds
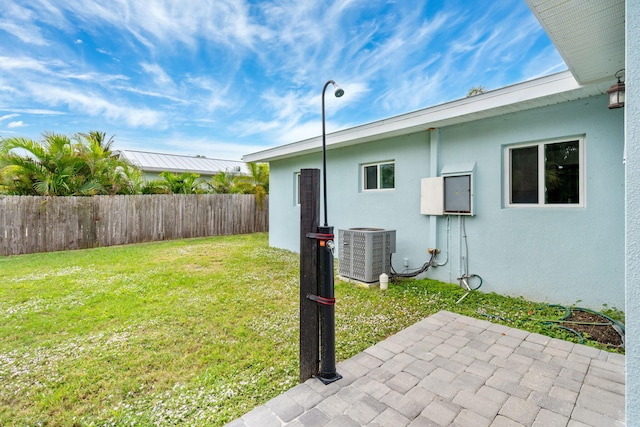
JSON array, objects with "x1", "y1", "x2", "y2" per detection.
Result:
[{"x1": 0, "y1": 232, "x2": 623, "y2": 426}]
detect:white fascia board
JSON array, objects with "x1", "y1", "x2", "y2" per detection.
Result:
[{"x1": 243, "y1": 71, "x2": 585, "y2": 163}]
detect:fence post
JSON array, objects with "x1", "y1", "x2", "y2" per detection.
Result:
[{"x1": 299, "y1": 169, "x2": 320, "y2": 382}]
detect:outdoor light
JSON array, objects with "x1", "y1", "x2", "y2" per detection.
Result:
[
  {"x1": 608, "y1": 69, "x2": 625, "y2": 109},
  {"x1": 321, "y1": 80, "x2": 344, "y2": 226}
]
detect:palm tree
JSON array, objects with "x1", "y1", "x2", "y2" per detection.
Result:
[
  {"x1": 77, "y1": 131, "x2": 115, "y2": 153},
  {"x1": 466, "y1": 86, "x2": 486, "y2": 97},
  {"x1": 157, "y1": 171, "x2": 203, "y2": 194},
  {"x1": 0, "y1": 133, "x2": 96, "y2": 196},
  {"x1": 235, "y1": 162, "x2": 269, "y2": 209},
  {"x1": 74, "y1": 132, "x2": 140, "y2": 195},
  {"x1": 140, "y1": 179, "x2": 173, "y2": 195},
  {"x1": 0, "y1": 131, "x2": 141, "y2": 196},
  {"x1": 207, "y1": 171, "x2": 243, "y2": 194}
]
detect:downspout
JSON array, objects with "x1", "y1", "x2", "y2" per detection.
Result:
[
  {"x1": 429, "y1": 128, "x2": 450, "y2": 279},
  {"x1": 429, "y1": 128, "x2": 440, "y2": 252},
  {"x1": 428, "y1": 126, "x2": 449, "y2": 283}
]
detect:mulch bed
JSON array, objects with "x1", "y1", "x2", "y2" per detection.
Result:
[{"x1": 560, "y1": 309, "x2": 624, "y2": 348}]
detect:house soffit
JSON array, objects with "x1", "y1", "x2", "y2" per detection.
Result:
[{"x1": 525, "y1": 0, "x2": 625, "y2": 85}]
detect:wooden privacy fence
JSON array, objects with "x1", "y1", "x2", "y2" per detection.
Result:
[{"x1": 0, "y1": 194, "x2": 268, "y2": 256}]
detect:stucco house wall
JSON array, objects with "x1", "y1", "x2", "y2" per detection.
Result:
[
  {"x1": 625, "y1": 0, "x2": 639, "y2": 422},
  {"x1": 432, "y1": 95, "x2": 624, "y2": 307},
  {"x1": 268, "y1": 94, "x2": 624, "y2": 308}
]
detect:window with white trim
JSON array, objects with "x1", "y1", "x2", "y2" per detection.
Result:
[
  {"x1": 362, "y1": 161, "x2": 395, "y2": 191},
  {"x1": 505, "y1": 137, "x2": 584, "y2": 207}
]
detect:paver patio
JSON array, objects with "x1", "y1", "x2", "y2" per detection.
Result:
[{"x1": 227, "y1": 311, "x2": 625, "y2": 426}]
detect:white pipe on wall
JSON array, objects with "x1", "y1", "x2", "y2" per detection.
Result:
[
  {"x1": 429, "y1": 128, "x2": 440, "y2": 251},
  {"x1": 458, "y1": 215, "x2": 463, "y2": 281}
]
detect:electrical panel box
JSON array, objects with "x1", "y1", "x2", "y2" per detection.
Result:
[
  {"x1": 420, "y1": 163, "x2": 475, "y2": 216},
  {"x1": 441, "y1": 162, "x2": 475, "y2": 216},
  {"x1": 444, "y1": 175, "x2": 472, "y2": 214}
]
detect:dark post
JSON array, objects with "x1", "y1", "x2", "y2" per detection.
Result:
[
  {"x1": 299, "y1": 80, "x2": 344, "y2": 385},
  {"x1": 317, "y1": 224, "x2": 341, "y2": 384},
  {"x1": 299, "y1": 169, "x2": 320, "y2": 382}
]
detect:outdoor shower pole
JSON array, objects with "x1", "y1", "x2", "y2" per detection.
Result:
[{"x1": 316, "y1": 80, "x2": 344, "y2": 384}]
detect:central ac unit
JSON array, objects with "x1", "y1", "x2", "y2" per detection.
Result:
[{"x1": 338, "y1": 228, "x2": 396, "y2": 283}]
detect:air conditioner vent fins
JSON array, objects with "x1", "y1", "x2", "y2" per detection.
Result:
[{"x1": 338, "y1": 228, "x2": 396, "y2": 283}]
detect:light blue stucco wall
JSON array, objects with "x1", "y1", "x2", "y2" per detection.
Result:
[
  {"x1": 626, "y1": 0, "x2": 639, "y2": 423},
  {"x1": 269, "y1": 94, "x2": 624, "y2": 308},
  {"x1": 430, "y1": 96, "x2": 624, "y2": 308},
  {"x1": 269, "y1": 131, "x2": 431, "y2": 258}
]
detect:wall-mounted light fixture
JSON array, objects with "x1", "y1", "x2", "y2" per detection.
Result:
[{"x1": 608, "y1": 69, "x2": 625, "y2": 109}]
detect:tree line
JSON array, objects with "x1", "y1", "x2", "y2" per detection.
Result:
[{"x1": 0, "y1": 131, "x2": 268, "y2": 206}]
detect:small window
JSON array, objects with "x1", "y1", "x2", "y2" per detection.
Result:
[
  {"x1": 506, "y1": 137, "x2": 583, "y2": 207},
  {"x1": 363, "y1": 161, "x2": 395, "y2": 191}
]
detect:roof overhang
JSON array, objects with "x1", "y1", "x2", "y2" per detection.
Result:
[
  {"x1": 243, "y1": 71, "x2": 608, "y2": 163},
  {"x1": 525, "y1": 0, "x2": 625, "y2": 85}
]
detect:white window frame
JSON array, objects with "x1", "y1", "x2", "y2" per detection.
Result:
[
  {"x1": 362, "y1": 161, "x2": 395, "y2": 192},
  {"x1": 504, "y1": 136, "x2": 585, "y2": 208}
]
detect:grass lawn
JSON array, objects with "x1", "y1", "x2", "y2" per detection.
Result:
[{"x1": 0, "y1": 232, "x2": 624, "y2": 426}]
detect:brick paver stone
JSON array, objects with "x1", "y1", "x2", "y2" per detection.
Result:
[
  {"x1": 499, "y1": 396, "x2": 540, "y2": 425},
  {"x1": 227, "y1": 311, "x2": 625, "y2": 427}
]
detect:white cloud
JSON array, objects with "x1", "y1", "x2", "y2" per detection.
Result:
[
  {"x1": 0, "y1": 113, "x2": 19, "y2": 121},
  {"x1": 0, "y1": 56, "x2": 127, "y2": 86},
  {"x1": 0, "y1": 21, "x2": 48, "y2": 46},
  {"x1": 184, "y1": 76, "x2": 232, "y2": 112},
  {"x1": 67, "y1": 72, "x2": 128, "y2": 83},
  {"x1": 36, "y1": 0, "x2": 265, "y2": 52},
  {"x1": 234, "y1": 81, "x2": 366, "y2": 146},
  {"x1": 7, "y1": 120, "x2": 27, "y2": 128},
  {"x1": 0, "y1": 56, "x2": 53, "y2": 73},
  {"x1": 29, "y1": 84, "x2": 164, "y2": 128},
  {"x1": 0, "y1": 3, "x2": 50, "y2": 46},
  {"x1": 118, "y1": 86, "x2": 187, "y2": 103},
  {"x1": 521, "y1": 45, "x2": 567, "y2": 80},
  {"x1": 4, "y1": 109, "x2": 65, "y2": 115},
  {"x1": 140, "y1": 62, "x2": 175, "y2": 88}
]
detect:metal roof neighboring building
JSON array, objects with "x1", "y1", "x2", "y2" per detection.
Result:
[{"x1": 118, "y1": 150, "x2": 249, "y2": 176}]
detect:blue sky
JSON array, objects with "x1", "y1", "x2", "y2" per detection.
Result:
[{"x1": 0, "y1": 0, "x2": 566, "y2": 160}]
